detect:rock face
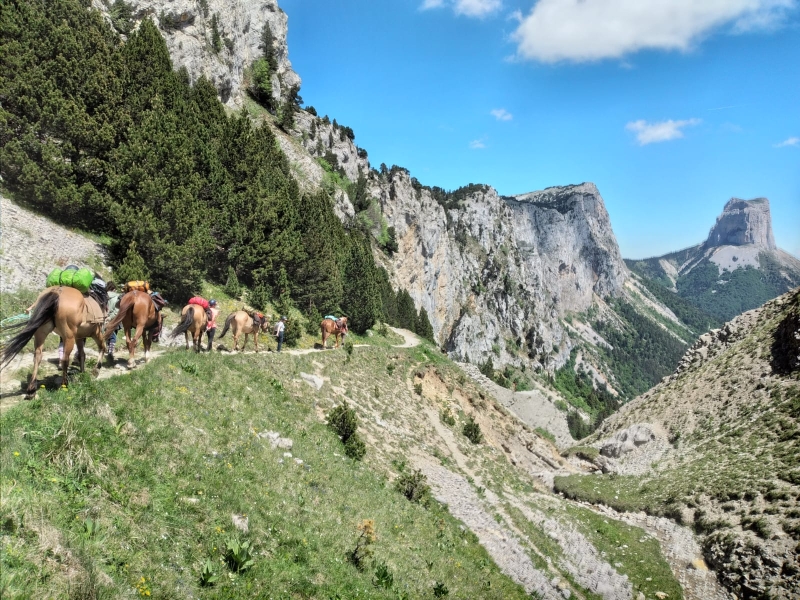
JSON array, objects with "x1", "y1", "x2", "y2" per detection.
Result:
[
  {"x1": 703, "y1": 198, "x2": 776, "y2": 251},
  {"x1": 369, "y1": 174, "x2": 628, "y2": 369},
  {"x1": 91, "y1": 0, "x2": 300, "y2": 107}
]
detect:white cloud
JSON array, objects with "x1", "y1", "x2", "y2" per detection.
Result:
[
  {"x1": 491, "y1": 108, "x2": 513, "y2": 121},
  {"x1": 626, "y1": 119, "x2": 701, "y2": 145},
  {"x1": 775, "y1": 136, "x2": 800, "y2": 147},
  {"x1": 420, "y1": 0, "x2": 502, "y2": 17},
  {"x1": 469, "y1": 139, "x2": 487, "y2": 149},
  {"x1": 511, "y1": 0, "x2": 795, "y2": 63}
]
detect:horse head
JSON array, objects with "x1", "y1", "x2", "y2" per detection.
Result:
[{"x1": 339, "y1": 317, "x2": 348, "y2": 335}]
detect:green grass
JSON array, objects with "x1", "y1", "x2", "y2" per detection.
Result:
[
  {"x1": 563, "y1": 505, "x2": 683, "y2": 600},
  {"x1": 0, "y1": 350, "x2": 529, "y2": 599}
]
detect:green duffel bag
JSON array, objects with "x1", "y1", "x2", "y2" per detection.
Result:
[{"x1": 46, "y1": 267, "x2": 93, "y2": 293}]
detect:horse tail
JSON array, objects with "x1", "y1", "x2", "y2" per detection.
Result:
[
  {"x1": 218, "y1": 313, "x2": 235, "y2": 339},
  {"x1": 0, "y1": 291, "x2": 60, "y2": 368},
  {"x1": 171, "y1": 307, "x2": 195, "y2": 338},
  {"x1": 104, "y1": 293, "x2": 135, "y2": 339}
]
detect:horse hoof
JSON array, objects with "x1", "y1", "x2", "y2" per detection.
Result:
[{"x1": 127, "y1": 361, "x2": 135, "y2": 369}]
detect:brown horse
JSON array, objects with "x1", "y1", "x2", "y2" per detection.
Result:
[
  {"x1": 0, "y1": 286, "x2": 106, "y2": 398},
  {"x1": 218, "y1": 311, "x2": 271, "y2": 352},
  {"x1": 171, "y1": 304, "x2": 207, "y2": 352},
  {"x1": 104, "y1": 290, "x2": 159, "y2": 368},
  {"x1": 320, "y1": 317, "x2": 348, "y2": 349}
]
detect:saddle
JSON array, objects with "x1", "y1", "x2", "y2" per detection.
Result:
[
  {"x1": 251, "y1": 311, "x2": 265, "y2": 328},
  {"x1": 81, "y1": 296, "x2": 105, "y2": 327},
  {"x1": 150, "y1": 292, "x2": 168, "y2": 311}
]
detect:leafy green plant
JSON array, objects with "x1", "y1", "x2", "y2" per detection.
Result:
[
  {"x1": 180, "y1": 360, "x2": 199, "y2": 375},
  {"x1": 344, "y1": 339, "x2": 354, "y2": 362},
  {"x1": 386, "y1": 362, "x2": 395, "y2": 375},
  {"x1": 433, "y1": 581, "x2": 449, "y2": 597},
  {"x1": 463, "y1": 416, "x2": 483, "y2": 444},
  {"x1": 373, "y1": 561, "x2": 394, "y2": 589},
  {"x1": 199, "y1": 559, "x2": 219, "y2": 587},
  {"x1": 414, "y1": 383, "x2": 423, "y2": 395},
  {"x1": 394, "y1": 469, "x2": 431, "y2": 505},
  {"x1": 81, "y1": 517, "x2": 98, "y2": 538},
  {"x1": 223, "y1": 537, "x2": 254, "y2": 573}
]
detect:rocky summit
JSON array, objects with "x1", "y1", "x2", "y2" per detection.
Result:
[
  {"x1": 91, "y1": 0, "x2": 300, "y2": 106},
  {"x1": 627, "y1": 197, "x2": 800, "y2": 323},
  {"x1": 703, "y1": 198, "x2": 777, "y2": 251}
]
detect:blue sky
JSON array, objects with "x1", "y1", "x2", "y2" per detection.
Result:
[{"x1": 279, "y1": 0, "x2": 799, "y2": 259}]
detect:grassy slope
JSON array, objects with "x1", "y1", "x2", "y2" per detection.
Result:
[
  {"x1": 0, "y1": 319, "x2": 684, "y2": 599},
  {"x1": 555, "y1": 290, "x2": 800, "y2": 595}
]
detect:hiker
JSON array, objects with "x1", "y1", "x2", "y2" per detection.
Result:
[
  {"x1": 149, "y1": 290, "x2": 168, "y2": 342},
  {"x1": 105, "y1": 282, "x2": 122, "y2": 359},
  {"x1": 275, "y1": 315, "x2": 287, "y2": 352},
  {"x1": 206, "y1": 299, "x2": 219, "y2": 351}
]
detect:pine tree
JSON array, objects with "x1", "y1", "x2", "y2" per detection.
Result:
[
  {"x1": 115, "y1": 241, "x2": 150, "y2": 283},
  {"x1": 416, "y1": 307, "x2": 435, "y2": 343},
  {"x1": 210, "y1": 14, "x2": 222, "y2": 53},
  {"x1": 341, "y1": 234, "x2": 381, "y2": 334},
  {"x1": 293, "y1": 190, "x2": 344, "y2": 313},
  {"x1": 396, "y1": 289, "x2": 417, "y2": 331},
  {"x1": 224, "y1": 266, "x2": 241, "y2": 299}
]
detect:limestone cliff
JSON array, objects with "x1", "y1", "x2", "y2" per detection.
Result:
[
  {"x1": 368, "y1": 172, "x2": 628, "y2": 370},
  {"x1": 703, "y1": 197, "x2": 776, "y2": 251},
  {"x1": 91, "y1": 0, "x2": 300, "y2": 107}
]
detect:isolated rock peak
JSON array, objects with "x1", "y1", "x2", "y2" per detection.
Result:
[{"x1": 704, "y1": 197, "x2": 776, "y2": 251}]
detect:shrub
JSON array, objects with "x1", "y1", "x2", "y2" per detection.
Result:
[
  {"x1": 349, "y1": 519, "x2": 376, "y2": 570},
  {"x1": 344, "y1": 339, "x2": 354, "y2": 361},
  {"x1": 395, "y1": 469, "x2": 431, "y2": 505},
  {"x1": 344, "y1": 434, "x2": 366, "y2": 460},
  {"x1": 440, "y1": 408, "x2": 456, "y2": 426},
  {"x1": 414, "y1": 383, "x2": 423, "y2": 395},
  {"x1": 433, "y1": 581, "x2": 449, "y2": 597},
  {"x1": 463, "y1": 416, "x2": 483, "y2": 444},
  {"x1": 327, "y1": 402, "x2": 358, "y2": 442},
  {"x1": 386, "y1": 362, "x2": 395, "y2": 375}
]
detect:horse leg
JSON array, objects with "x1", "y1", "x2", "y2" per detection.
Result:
[
  {"x1": 61, "y1": 336, "x2": 76, "y2": 388},
  {"x1": 76, "y1": 339, "x2": 86, "y2": 373},
  {"x1": 184, "y1": 331, "x2": 190, "y2": 351},
  {"x1": 129, "y1": 325, "x2": 144, "y2": 369},
  {"x1": 321, "y1": 330, "x2": 327, "y2": 350},
  {"x1": 92, "y1": 330, "x2": 105, "y2": 374},
  {"x1": 125, "y1": 326, "x2": 136, "y2": 368},
  {"x1": 143, "y1": 329, "x2": 152, "y2": 363},
  {"x1": 254, "y1": 332, "x2": 259, "y2": 353},
  {"x1": 25, "y1": 327, "x2": 52, "y2": 398},
  {"x1": 233, "y1": 333, "x2": 240, "y2": 352}
]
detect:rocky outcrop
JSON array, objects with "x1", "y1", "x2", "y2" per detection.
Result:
[
  {"x1": 369, "y1": 173, "x2": 628, "y2": 369},
  {"x1": 91, "y1": 0, "x2": 300, "y2": 107},
  {"x1": 600, "y1": 424, "x2": 657, "y2": 458},
  {"x1": 703, "y1": 198, "x2": 776, "y2": 251}
]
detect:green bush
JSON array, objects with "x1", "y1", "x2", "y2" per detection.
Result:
[
  {"x1": 224, "y1": 266, "x2": 241, "y2": 299},
  {"x1": 395, "y1": 469, "x2": 431, "y2": 504},
  {"x1": 463, "y1": 416, "x2": 483, "y2": 445},
  {"x1": 440, "y1": 408, "x2": 456, "y2": 426},
  {"x1": 327, "y1": 402, "x2": 358, "y2": 442},
  {"x1": 344, "y1": 434, "x2": 366, "y2": 460}
]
